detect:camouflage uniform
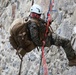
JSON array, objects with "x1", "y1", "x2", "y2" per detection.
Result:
[
  {"x1": 52, "y1": 33, "x2": 76, "y2": 60},
  {"x1": 28, "y1": 18, "x2": 51, "y2": 47},
  {"x1": 28, "y1": 18, "x2": 76, "y2": 61},
  {"x1": 9, "y1": 17, "x2": 76, "y2": 62}
]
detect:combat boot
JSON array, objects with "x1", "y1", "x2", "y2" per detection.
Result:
[{"x1": 69, "y1": 58, "x2": 76, "y2": 66}]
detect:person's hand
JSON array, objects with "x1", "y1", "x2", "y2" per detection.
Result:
[{"x1": 42, "y1": 41, "x2": 45, "y2": 46}]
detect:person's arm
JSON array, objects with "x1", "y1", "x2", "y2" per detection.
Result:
[{"x1": 28, "y1": 22, "x2": 42, "y2": 46}]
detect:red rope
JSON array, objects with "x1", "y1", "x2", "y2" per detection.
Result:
[
  {"x1": 41, "y1": 0, "x2": 54, "y2": 75},
  {"x1": 41, "y1": 12, "x2": 51, "y2": 75},
  {"x1": 52, "y1": 0, "x2": 54, "y2": 5},
  {"x1": 42, "y1": 41, "x2": 48, "y2": 75}
]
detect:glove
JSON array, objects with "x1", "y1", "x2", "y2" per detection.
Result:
[{"x1": 42, "y1": 41, "x2": 45, "y2": 46}]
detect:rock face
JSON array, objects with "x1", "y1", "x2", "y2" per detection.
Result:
[{"x1": 0, "y1": 0, "x2": 76, "y2": 75}]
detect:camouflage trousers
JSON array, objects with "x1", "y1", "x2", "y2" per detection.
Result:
[
  {"x1": 63, "y1": 42, "x2": 76, "y2": 60},
  {"x1": 52, "y1": 33, "x2": 76, "y2": 60}
]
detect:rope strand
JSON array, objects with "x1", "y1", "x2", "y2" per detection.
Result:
[{"x1": 41, "y1": 0, "x2": 54, "y2": 75}]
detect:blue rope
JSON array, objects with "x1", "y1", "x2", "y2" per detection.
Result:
[
  {"x1": 49, "y1": 0, "x2": 52, "y2": 12},
  {"x1": 46, "y1": 0, "x2": 52, "y2": 21}
]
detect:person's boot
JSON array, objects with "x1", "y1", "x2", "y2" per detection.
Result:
[{"x1": 69, "y1": 58, "x2": 76, "y2": 66}]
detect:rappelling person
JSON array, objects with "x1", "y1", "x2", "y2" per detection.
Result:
[{"x1": 9, "y1": 4, "x2": 76, "y2": 66}]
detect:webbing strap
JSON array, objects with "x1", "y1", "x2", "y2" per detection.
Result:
[{"x1": 18, "y1": 58, "x2": 23, "y2": 75}]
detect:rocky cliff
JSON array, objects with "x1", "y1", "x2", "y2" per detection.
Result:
[{"x1": 0, "y1": 0, "x2": 76, "y2": 75}]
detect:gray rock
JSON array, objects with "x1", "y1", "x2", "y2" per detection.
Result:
[{"x1": 0, "y1": 0, "x2": 76, "y2": 75}]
